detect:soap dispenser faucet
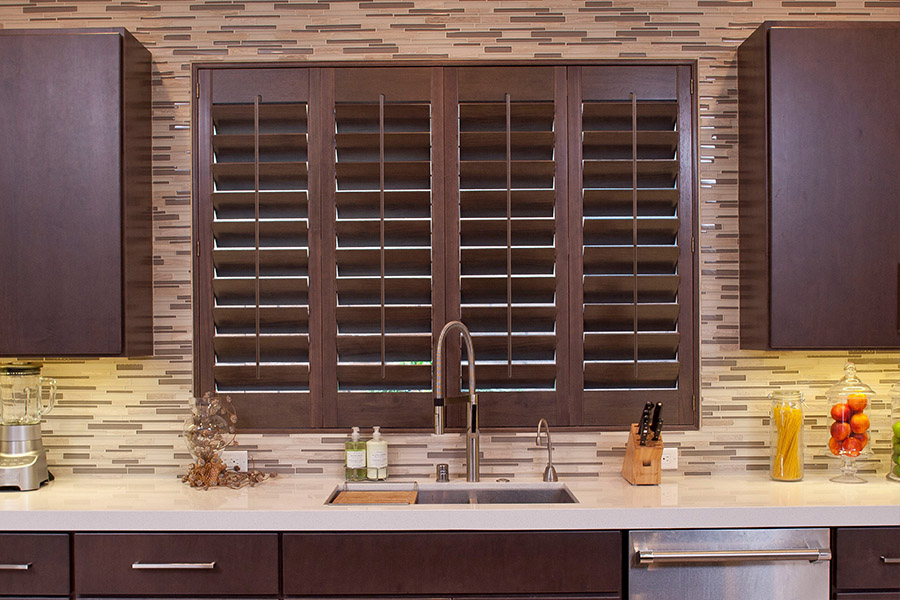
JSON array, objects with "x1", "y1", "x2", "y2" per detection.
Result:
[{"x1": 433, "y1": 320, "x2": 480, "y2": 482}]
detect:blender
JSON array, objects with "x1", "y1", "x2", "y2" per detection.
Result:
[{"x1": 0, "y1": 362, "x2": 55, "y2": 490}]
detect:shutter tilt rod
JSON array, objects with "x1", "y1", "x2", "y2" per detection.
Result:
[
  {"x1": 379, "y1": 94, "x2": 386, "y2": 379},
  {"x1": 506, "y1": 92, "x2": 512, "y2": 377},
  {"x1": 631, "y1": 92, "x2": 638, "y2": 379},
  {"x1": 254, "y1": 94, "x2": 262, "y2": 379}
]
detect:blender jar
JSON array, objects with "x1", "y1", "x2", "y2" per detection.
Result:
[{"x1": 0, "y1": 362, "x2": 56, "y2": 425}]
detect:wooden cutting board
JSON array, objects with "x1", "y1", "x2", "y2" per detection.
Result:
[{"x1": 332, "y1": 490, "x2": 418, "y2": 505}]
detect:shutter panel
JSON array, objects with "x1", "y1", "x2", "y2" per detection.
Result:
[
  {"x1": 451, "y1": 67, "x2": 568, "y2": 425},
  {"x1": 197, "y1": 69, "x2": 316, "y2": 427},
  {"x1": 574, "y1": 66, "x2": 696, "y2": 426},
  {"x1": 324, "y1": 68, "x2": 440, "y2": 427}
]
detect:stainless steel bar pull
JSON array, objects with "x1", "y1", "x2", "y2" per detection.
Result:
[
  {"x1": 131, "y1": 562, "x2": 217, "y2": 570},
  {"x1": 882, "y1": 556, "x2": 900, "y2": 564},
  {"x1": 636, "y1": 548, "x2": 831, "y2": 565},
  {"x1": 0, "y1": 563, "x2": 31, "y2": 570}
]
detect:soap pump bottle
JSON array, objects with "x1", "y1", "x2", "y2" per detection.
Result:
[
  {"x1": 366, "y1": 426, "x2": 388, "y2": 480},
  {"x1": 345, "y1": 427, "x2": 366, "y2": 481}
]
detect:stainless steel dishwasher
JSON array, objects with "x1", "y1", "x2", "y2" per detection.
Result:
[{"x1": 628, "y1": 529, "x2": 831, "y2": 600}]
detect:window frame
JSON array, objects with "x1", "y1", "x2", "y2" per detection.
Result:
[{"x1": 191, "y1": 60, "x2": 700, "y2": 432}]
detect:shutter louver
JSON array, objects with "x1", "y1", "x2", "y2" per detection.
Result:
[
  {"x1": 331, "y1": 70, "x2": 435, "y2": 400},
  {"x1": 210, "y1": 98, "x2": 311, "y2": 393},
  {"x1": 454, "y1": 67, "x2": 567, "y2": 420}
]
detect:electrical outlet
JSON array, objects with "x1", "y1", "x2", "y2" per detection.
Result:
[
  {"x1": 660, "y1": 446, "x2": 678, "y2": 470},
  {"x1": 221, "y1": 450, "x2": 248, "y2": 472}
]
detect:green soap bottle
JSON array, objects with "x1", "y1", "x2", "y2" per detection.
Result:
[{"x1": 345, "y1": 426, "x2": 367, "y2": 481}]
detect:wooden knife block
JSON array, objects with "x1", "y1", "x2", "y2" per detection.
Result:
[{"x1": 621, "y1": 423, "x2": 663, "y2": 485}]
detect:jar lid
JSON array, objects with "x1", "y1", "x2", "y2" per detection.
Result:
[
  {"x1": 826, "y1": 362, "x2": 875, "y2": 398},
  {"x1": 0, "y1": 362, "x2": 42, "y2": 376}
]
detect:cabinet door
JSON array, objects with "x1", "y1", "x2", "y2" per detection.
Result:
[
  {"x1": 283, "y1": 531, "x2": 621, "y2": 596},
  {"x1": 0, "y1": 29, "x2": 151, "y2": 356},
  {"x1": 74, "y1": 533, "x2": 279, "y2": 596},
  {"x1": 0, "y1": 533, "x2": 69, "y2": 597},
  {"x1": 834, "y1": 527, "x2": 900, "y2": 592},
  {"x1": 766, "y1": 25, "x2": 900, "y2": 348}
]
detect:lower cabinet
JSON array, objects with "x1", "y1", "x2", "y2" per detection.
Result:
[
  {"x1": 0, "y1": 533, "x2": 69, "y2": 597},
  {"x1": 2, "y1": 527, "x2": 897, "y2": 600},
  {"x1": 73, "y1": 533, "x2": 279, "y2": 596},
  {"x1": 283, "y1": 531, "x2": 621, "y2": 597},
  {"x1": 832, "y1": 528, "x2": 900, "y2": 600}
]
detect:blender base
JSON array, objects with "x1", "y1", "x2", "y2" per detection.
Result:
[{"x1": 0, "y1": 424, "x2": 50, "y2": 491}]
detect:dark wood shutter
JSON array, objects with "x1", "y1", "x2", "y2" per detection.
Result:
[
  {"x1": 195, "y1": 68, "x2": 319, "y2": 427},
  {"x1": 321, "y1": 68, "x2": 443, "y2": 427},
  {"x1": 446, "y1": 67, "x2": 569, "y2": 426},
  {"x1": 570, "y1": 66, "x2": 697, "y2": 426}
]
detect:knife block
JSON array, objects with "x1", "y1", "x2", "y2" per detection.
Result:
[{"x1": 621, "y1": 423, "x2": 663, "y2": 485}]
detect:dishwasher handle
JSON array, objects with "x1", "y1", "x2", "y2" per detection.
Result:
[{"x1": 636, "y1": 548, "x2": 831, "y2": 565}]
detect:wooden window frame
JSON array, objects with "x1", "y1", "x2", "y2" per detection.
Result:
[{"x1": 192, "y1": 60, "x2": 699, "y2": 432}]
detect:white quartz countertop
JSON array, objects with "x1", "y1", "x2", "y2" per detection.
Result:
[{"x1": 1, "y1": 472, "x2": 897, "y2": 531}]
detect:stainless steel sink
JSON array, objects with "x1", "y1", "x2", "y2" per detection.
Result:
[{"x1": 326, "y1": 482, "x2": 578, "y2": 505}]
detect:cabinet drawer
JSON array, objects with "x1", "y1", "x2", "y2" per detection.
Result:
[
  {"x1": 74, "y1": 533, "x2": 278, "y2": 596},
  {"x1": 0, "y1": 533, "x2": 69, "y2": 596},
  {"x1": 835, "y1": 527, "x2": 900, "y2": 591},
  {"x1": 283, "y1": 531, "x2": 621, "y2": 596}
]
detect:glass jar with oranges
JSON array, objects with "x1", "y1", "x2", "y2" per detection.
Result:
[{"x1": 826, "y1": 363, "x2": 874, "y2": 484}]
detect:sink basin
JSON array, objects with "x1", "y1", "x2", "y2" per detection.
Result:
[
  {"x1": 326, "y1": 482, "x2": 578, "y2": 505},
  {"x1": 449, "y1": 486, "x2": 577, "y2": 504}
]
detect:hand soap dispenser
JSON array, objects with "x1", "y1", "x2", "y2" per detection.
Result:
[
  {"x1": 345, "y1": 426, "x2": 366, "y2": 481},
  {"x1": 366, "y1": 426, "x2": 388, "y2": 480}
]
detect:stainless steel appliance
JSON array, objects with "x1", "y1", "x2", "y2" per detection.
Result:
[
  {"x1": 629, "y1": 528, "x2": 831, "y2": 600},
  {"x1": 0, "y1": 363, "x2": 55, "y2": 490}
]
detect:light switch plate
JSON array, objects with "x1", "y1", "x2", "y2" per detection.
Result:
[
  {"x1": 660, "y1": 446, "x2": 678, "y2": 470},
  {"x1": 222, "y1": 450, "x2": 248, "y2": 472}
]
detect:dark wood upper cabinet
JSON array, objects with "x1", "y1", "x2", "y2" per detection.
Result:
[
  {"x1": 738, "y1": 22, "x2": 900, "y2": 350},
  {"x1": 0, "y1": 29, "x2": 153, "y2": 357}
]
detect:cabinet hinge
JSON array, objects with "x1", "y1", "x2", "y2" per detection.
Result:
[
  {"x1": 196, "y1": 81, "x2": 200, "y2": 99},
  {"x1": 196, "y1": 240, "x2": 200, "y2": 257},
  {"x1": 691, "y1": 235, "x2": 695, "y2": 253},
  {"x1": 690, "y1": 77, "x2": 695, "y2": 95},
  {"x1": 692, "y1": 394, "x2": 696, "y2": 412}
]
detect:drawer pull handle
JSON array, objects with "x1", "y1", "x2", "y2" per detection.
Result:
[
  {"x1": 636, "y1": 548, "x2": 831, "y2": 565},
  {"x1": 0, "y1": 563, "x2": 31, "y2": 571},
  {"x1": 132, "y1": 562, "x2": 216, "y2": 570},
  {"x1": 882, "y1": 556, "x2": 900, "y2": 564}
]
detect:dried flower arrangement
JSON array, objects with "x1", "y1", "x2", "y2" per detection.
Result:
[{"x1": 181, "y1": 392, "x2": 276, "y2": 489}]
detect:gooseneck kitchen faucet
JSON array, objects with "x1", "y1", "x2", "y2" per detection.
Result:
[{"x1": 433, "y1": 320, "x2": 480, "y2": 482}]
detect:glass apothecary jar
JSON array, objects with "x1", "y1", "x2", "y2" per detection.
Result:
[
  {"x1": 826, "y1": 363, "x2": 875, "y2": 484},
  {"x1": 770, "y1": 390, "x2": 805, "y2": 481},
  {"x1": 889, "y1": 379, "x2": 900, "y2": 482}
]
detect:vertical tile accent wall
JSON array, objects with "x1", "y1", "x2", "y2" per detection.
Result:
[{"x1": 1, "y1": 0, "x2": 898, "y2": 480}]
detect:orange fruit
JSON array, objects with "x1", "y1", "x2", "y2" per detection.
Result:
[
  {"x1": 831, "y1": 421, "x2": 851, "y2": 441},
  {"x1": 849, "y1": 412, "x2": 870, "y2": 434},
  {"x1": 847, "y1": 393, "x2": 867, "y2": 412},
  {"x1": 831, "y1": 403, "x2": 852, "y2": 421},
  {"x1": 842, "y1": 437, "x2": 863, "y2": 457},
  {"x1": 851, "y1": 432, "x2": 868, "y2": 449},
  {"x1": 828, "y1": 436, "x2": 843, "y2": 456}
]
